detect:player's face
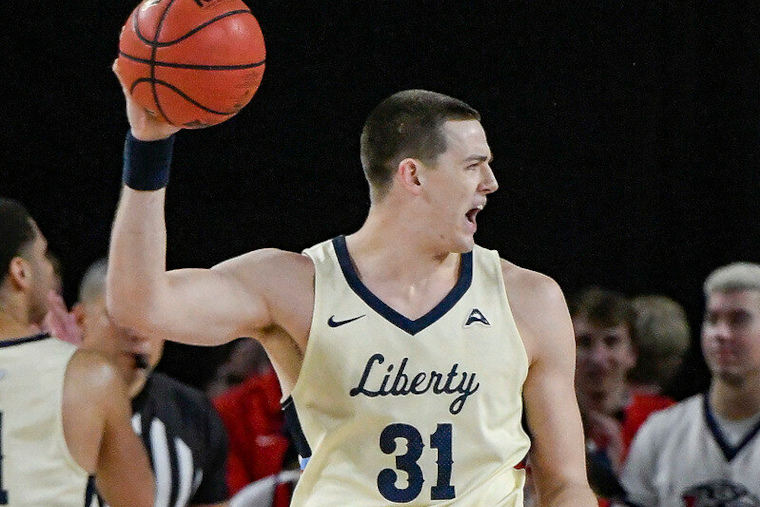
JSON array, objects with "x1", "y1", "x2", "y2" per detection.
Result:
[
  {"x1": 702, "y1": 290, "x2": 760, "y2": 386},
  {"x1": 79, "y1": 295, "x2": 164, "y2": 396},
  {"x1": 573, "y1": 317, "x2": 637, "y2": 414},
  {"x1": 419, "y1": 120, "x2": 498, "y2": 252},
  {"x1": 20, "y1": 225, "x2": 56, "y2": 326}
]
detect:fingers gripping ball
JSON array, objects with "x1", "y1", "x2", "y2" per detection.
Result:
[{"x1": 117, "y1": 0, "x2": 266, "y2": 128}]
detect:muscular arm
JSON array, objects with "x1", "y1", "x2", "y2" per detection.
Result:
[
  {"x1": 504, "y1": 262, "x2": 596, "y2": 507},
  {"x1": 107, "y1": 63, "x2": 314, "y2": 349},
  {"x1": 63, "y1": 350, "x2": 155, "y2": 507},
  {"x1": 108, "y1": 193, "x2": 310, "y2": 346}
]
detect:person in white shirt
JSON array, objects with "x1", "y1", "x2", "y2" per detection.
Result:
[{"x1": 620, "y1": 262, "x2": 760, "y2": 507}]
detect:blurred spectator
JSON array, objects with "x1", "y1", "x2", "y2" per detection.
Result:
[
  {"x1": 207, "y1": 338, "x2": 271, "y2": 397},
  {"x1": 621, "y1": 263, "x2": 760, "y2": 505},
  {"x1": 211, "y1": 338, "x2": 299, "y2": 505},
  {"x1": 629, "y1": 295, "x2": 691, "y2": 395},
  {"x1": 76, "y1": 259, "x2": 230, "y2": 507},
  {"x1": 569, "y1": 287, "x2": 673, "y2": 503}
]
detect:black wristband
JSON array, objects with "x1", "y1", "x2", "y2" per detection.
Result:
[{"x1": 122, "y1": 131, "x2": 175, "y2": 191}]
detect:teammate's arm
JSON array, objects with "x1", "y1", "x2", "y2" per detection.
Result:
[
  {"x1": 107, "y1": 62, "x2": 312, "y2": 347},
  {"x1": 63, "y1": 350, "x2": 155, "y2": 507},
  {"x1": 504, "y1": 263, "x2": 597, "y2": 507}
]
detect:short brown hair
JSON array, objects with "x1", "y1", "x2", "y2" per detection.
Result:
[
  {"x1": 359, "y1": 90, "x2": 480, "y2": 201},
  {"x1": 569, "y1": 286, "x2": 638, "y2": 347}
]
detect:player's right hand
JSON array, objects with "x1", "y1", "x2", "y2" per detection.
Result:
[{"x1": 112, "y1": 59, "x2": 180, "y2": 141}]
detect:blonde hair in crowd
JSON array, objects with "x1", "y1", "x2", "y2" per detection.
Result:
[{"x1": 704, "y1": 262, "x2": 760, "y2": 296}]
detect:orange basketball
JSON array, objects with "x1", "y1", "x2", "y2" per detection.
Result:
[{"x1": 117, "y1": 0, "x2": 266, "y2": 128}]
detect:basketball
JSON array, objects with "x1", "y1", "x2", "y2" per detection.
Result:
[{"x1": 117, "y1": 0, "x2": 266, "y2": 128}]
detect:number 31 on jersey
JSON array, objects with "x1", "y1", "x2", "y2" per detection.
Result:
[{"x1": 378, "y1": 422, "x2": 455, "y2": 503}]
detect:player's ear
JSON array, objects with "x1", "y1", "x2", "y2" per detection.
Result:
[
  {"x1": 7, "y1": 257, "x2": 30, "y2": 290},
  {"x1": 398, "y1": 158, "x2": 422, "y2": 195}
]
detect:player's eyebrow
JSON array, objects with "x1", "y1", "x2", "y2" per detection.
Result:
[{"x1": 464, "y1": 154, "x2": 493, "y2": 164}]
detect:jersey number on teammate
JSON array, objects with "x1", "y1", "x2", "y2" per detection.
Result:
[{"x1": 378, "y1": 423, "x2": 455, "y2": 503}]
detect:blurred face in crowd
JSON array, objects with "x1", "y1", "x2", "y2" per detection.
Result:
[
  {"x1": 76, "y1": 295, "x2": 164, "y2": 397},
  {"x1": 574, "y1": 316, "x2": 637, "y2": 414},
  {"x1": 702, "y1": 289, "x2": 760, "y2": 387}
]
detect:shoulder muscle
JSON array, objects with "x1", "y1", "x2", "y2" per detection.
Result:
[{"x1": 500, "y1": 260, "x2": 573, "y2": 365}]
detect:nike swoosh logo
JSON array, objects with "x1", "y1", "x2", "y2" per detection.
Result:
[{"x1": 328, "y1": 314, "x2": 366, "y2": 327}]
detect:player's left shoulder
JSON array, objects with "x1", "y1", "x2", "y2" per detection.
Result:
[
  {"x1": 498, "y1": 259, "x2": 572, "y2": 362},
  {"x1": 499, "y1": 259, "x2": 566, "y2": 312}
]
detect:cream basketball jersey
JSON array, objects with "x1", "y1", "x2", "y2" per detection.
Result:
[
  {"x1": 288, "y1": 236, "x2": 531, "y2": 507},
  {"x1": 0, "y1": 333, "x2": 92, "y2": 506}
]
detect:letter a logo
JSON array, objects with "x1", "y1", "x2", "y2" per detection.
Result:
[{"x1": 464, "y1": 308, "x2": 491, "y2": 328}]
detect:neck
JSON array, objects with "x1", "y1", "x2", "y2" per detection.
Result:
[
  {"x1": 0, "y1": 308, "x2": 37, "y2": 341},
  {"x1": 355, "y1": 205, "x2": 458, "y2": 267},
  {"x1": 347, "y1": 226, "x2": 458, "y2": 284},
  {"x1": 710, "y1": 376, "x2": 760, "y2": 420},
  {"x1": 346, "y1": 216, "x2": 462, "y2": 320}
]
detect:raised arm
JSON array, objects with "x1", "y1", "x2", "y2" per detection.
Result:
[
  {"x1": 504, "y1": 262, "x2": 596, "y2": 507},
  {"x1": 63, "y1": 350, "x2": 155, "y2": 507},
  {"x1": 107, "y1": 62, "x2": 313, "y2": 348}
]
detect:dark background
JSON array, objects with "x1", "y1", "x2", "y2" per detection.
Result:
[{"x1": 3, "y1": 1, "x2": 759, "y2": 397}]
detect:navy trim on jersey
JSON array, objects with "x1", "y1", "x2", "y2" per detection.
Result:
[
  {"x1": 282, "y1": 396, "x2": 312, "y2": 461},
  {"x1": 0, "y1": 332, "x2": 50, "y2": 348},
  {"x1": 332, "y1": 235, "x2": 473, "y2": 336},
  {"x1": 703, "y1": 392, "x2": 760, "y2": 462},
  {"x1": 85, "y1": 476, "x2": 98, "y2": 506}
]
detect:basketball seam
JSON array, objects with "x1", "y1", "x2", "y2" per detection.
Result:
[
  {"x1": 130, "y1": 78, "x2": 237, "y2": 116},
  {"x1": 147, "y1": 0, "x2": 179, "y2": 124},
  {"x1": 118, "y1": 52, "x2": 265, "y2": 70},
  {"x1": 134, "y1": 9, "x2": 256, "y2": 47},
  {"x1": 128, "y1": 0, "x2": 264, "y2": 127}
]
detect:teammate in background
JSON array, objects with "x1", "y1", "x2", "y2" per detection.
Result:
[
  {"x1": 109, "y1": 63, "x2": 596, "y2": 506},
  {"x1": 621, "y1": 263, "x2": 760, "y2": 505},
  {"x1": 75, "y1": 258, "x2": 230, "y2": 507},
  {"x1": 0, "y1": 197, "x2": 154, "y2": 507}
]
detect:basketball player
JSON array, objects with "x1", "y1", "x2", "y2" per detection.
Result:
[
  {"x1": 110, "y1": 63, "x2": 596, "y2": 506},
  {"x1": 75, "y1": 259, "x2": 230, "y2": 507},
  {"x1": 620, "y1": 262, "x2": 760, "y2": 506},
  {"x1": 0, "y1": 198, "x2": 154, "y2": 506}
]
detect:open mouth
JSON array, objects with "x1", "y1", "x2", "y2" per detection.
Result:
[{"x1": 465, "y1": 204, "x2": 484, "y2": 225}]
